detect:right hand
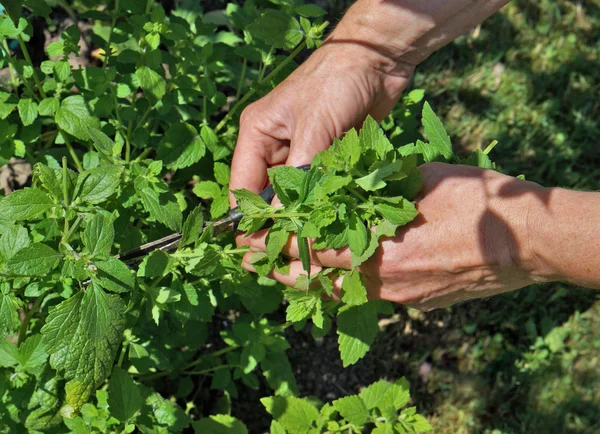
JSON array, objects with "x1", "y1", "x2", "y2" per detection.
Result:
[{"x1": 228, "y1": 40, "x2": 413, "y2": 206}]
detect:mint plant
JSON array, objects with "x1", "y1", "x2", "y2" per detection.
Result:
[{"x1": 0, "y1": 1, "x2": 497, "y2": 432}]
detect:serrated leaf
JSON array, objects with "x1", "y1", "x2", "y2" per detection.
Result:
[
  {"x1": 360, "y1": 115, "x2": 393, "y2": 158},
  {"x1": 83, "y1": 213, "x2": 114, "y2": 260},
  {"x1": 374, "y1": 198, "x2": 418, "y2": 226},
  {"x1": 247, "y1": 9, "x2": 303, "y2": 50},
  {"x1": 337, "y1": 302, "x2": 391, "y2": 367},
  {"x1": 348, "y1": 213, "x2": 368, "y2": 259},
  {"x1": 193, "y1": 414, "x2": 248, "y2": 434},
  {"x1": 6, "y1": 243, "x2": 62, "y2": 277},
  {"x1": 193, "y1": 181, "x2": 221, "y2": 199},
  {"x1": 158, "y1": 122, "x2": 206, "y2": 170},
  {"x1": 56, "y1": 95, "x2": 100, "y2": 141},
  {"x1": 421, "y1": 102, "x2": 453, "y2": 161},
  {"x1": 95, "y1": 257, "x2": 135, "y2": 293},
  {"x1": 332, "y1": 395, "x2": 370, "y2": 427},
  {"x1": 135, "y1": 66, "x2": 166, "y2": 101},
  {"x1": 341, "y1": 270, "x2": 368, "y2": 306},
  {"x1": 266, "y1": 225, "x2": 290, "y2": 263},
  {"x1": 180, "y1": 205, "x2": 204, "y2": 248},
  {"x1": 38, "y1": 98, "x2": 59, "y2": 116},
  {"x1": 1, "y1": 0, "x2": 23, "y2": 27},
  {"x1": 46, "y1": 41, "x2": 64, "y2": 57},
  {"x1": 0, "y1": 187, "x2": 54, "y2": 221},
  {"x1": 86, "y1": 127, "x2": 114, "y2": 156},
  {"x1": 108, "y1": 366, "x2": 142, "y2": 422},
  {"x1": 41, "y1": 283, "x2": 126, "y2": 411},
  {"x1": 138, "y1": 187, "x2": 182, "y2": 231},
  {"x1": 261, "y1": 396, "x2": 319, "y2": 434},
  {"x1": 17, "y1": 334, "x2": 48, "y2": 372},
  {"x1": 0, "y1": 338, "x2": 18, "y2": 367},
  {"x1": 232, "y1": 189, "x2": 270, "y2": 215},
  {"x1": 17, "y1": 98, "x2": 38, "y2": 126},
  {"x1": 0, "y1": 285, "x2": 20, "y2": 334},
  {"x1": 138, "y1": 250, "x2": 172, "y2": 278},
  {"x1": 355, "y1": 160, "x2": 403, "y2": 191},
  {"x1": 214, "y1": 162, "x2": 230, "y2": 185},
  {"x1": 0, "y1": 225, "x2": 30, "y2": 261},
  {"x1": 75, "y1": 165, "x2": 123, "y2": 204},
  {"x1": 285, "y1": 288, "x2": 320, "y2": 323}
]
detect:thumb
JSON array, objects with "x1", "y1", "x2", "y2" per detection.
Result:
[{"x1": 285, "y1": 126, "x2": 335, "y2": 168}]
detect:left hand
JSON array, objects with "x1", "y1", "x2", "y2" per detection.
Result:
[{"x1": 238, "y1": 163, "x2": 550, "y2": 311}]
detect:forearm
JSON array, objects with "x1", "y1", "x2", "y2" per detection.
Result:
[
  {"x1": 329, "y1": 0, "x2": 510, "y2": 70},
  {"x1": 530, "y1": 188, "x2": 600, "y2": 289}
]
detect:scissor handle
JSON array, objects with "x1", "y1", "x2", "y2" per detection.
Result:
[{"x1": 229, "y1": 164, "x2": 311, "y2": 231}]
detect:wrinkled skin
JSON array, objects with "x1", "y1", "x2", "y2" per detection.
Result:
[{"x1": 239, "y1": 164, "x2": 549, "y2": 311}]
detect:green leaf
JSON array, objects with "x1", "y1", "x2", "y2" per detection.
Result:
[
  {"x1": 180, "y1": 205, "x2": 204, "y2": 248},
  {"x1": 46, "y1": 41, "x2": 64, "y2": 57},
  {"x1": 341, "y1": 270, "x2": 368, "y2": 306},
  {"x1": 247, "y1": 9, "x2": 303, "y2": 50},
  {"x1": 193, "y1": 181, "x2": 221, "y2": 199},
  {"x1": 0, "y1": 339, "x2": 18, "y2": 367},
  {"x1": 0, "y1": 225, "x2": 30, "y2": 261},
  {"x1": 360, "y1": 115, "x2": 393, "y2": 158},
  {"x1": 138, "y1": 250, "x2": 172, "y2": 278},
  {"x1": 138, "y1": 187, "x2": 183, "y2": 231},
  {"x1": 332, "y1": 395, "x2": 370, "y2": 427},
  {"x1": 17, "y1": 98, "x2": 38, "y2": 126},
  {"x1": 86, "y1": 127, "x2": 114, "y2": 157},
  {"x1": 158, "y1": 122, "x2": 206, "y2": 170},
  {"x1": 266, "y1": 225, "x2": 290, "y2": 263},
  {"x1": 348, "y1": 213, "x2": 368, "y2": 259},
  {"x1": 355, "y1": 160, "x2": 403, "y2": 191},
  {"x1": 83, "y1": 213, "x2": 114, "y2": 260},
  {"x1": 38, "y1": 98, "x2": 60, "y2": 116},
  {"x1": 56, "y1": 95, "x2": 100, "y2": 141},
  {"x1": 285, "y1": 288, "x2": 320, "y2": 323},
  {"x1": 108, "y1": 366, "x2": 142, "y2": 422},
  {"x1": 25, "y1": 365, "x2": 63, "y2": 430},
  {"x1": 421, "y1": 102, "x2": 453, "y2": 161},
  {"x1": 193, "y1": 415, "x2": 248, "y2": 434},
  {"x1": 95, "y1": 257, "x2": 135, "y2": 293},
  {"x1": 232, "y1": 189, "x2": 270, "y2": 215},
  {"x1": 53, "y1": 59, "x2": 71, "y2": 81},
  {"x1": 135, "y1": 66, "x2": 166, "y2": 101},
  {"x1": 298, "y1": 235, "x2": 311, "y2": 275},
  {"x1": 0, "y1": 187, "x2": 53, "y2": 221},
  {"x1": 294, "y1": 4, "x2": 327, "y2": 17},
  {"x1": 261, "y1": 396, "x2": 319, "y2": 434},
  {"x1": 76, "y1": 165, "x2": 123, "y2": 204},
  {"x1": 41, "y1": 283, "x2": 126, "y2": 411},
  {"x1": 1, "y1": 0, "x2": 23, "y2": 26},
  {"x1": 337, "y1": 301, "x2": 391, "y2": 367},
  {"x1": 17, "y1": 334, "x2": 48, "y2": 372},
  {"x1": 260, "y1": 352, "x2": 299, "y2": 397},
  {"x1": 374, "y1": 198, "x2": 418, "y2": 226},
  {"x1": 0, "y1": 285, "x2": 20, "y2": 334},
  {"x1": 6, "y1": 243, "x2": 62, "y2": 277},
  {"x1": 214, "y1": 162, "x2": 231, "y2": 185}
]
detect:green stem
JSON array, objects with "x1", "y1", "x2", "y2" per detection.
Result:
[
  {"x1": 117, "y1": 340, "x2": 129, "y2": 367},
  {"x1": 134, "y1": 147, "x2": 152, "y2": 162},
  {"x1": 60, "y1": 131, "x2": 84, "y2": 172},
  {"x1": 63, "y1": 215, "x2": 83, "y2": 244},
  {"x1": 345, "y1": 186, "x2": 369, "y2": 203},
  {"x1": 202, "y1": 63, "x2": 208, "y2": 125},
  {"x1": 17, "y1": 292, "x2": 47, "y2": 346},
  {"x1": 214, "y1": 40, "x2": 308, "y2": 133},
  {"x1": 17, "y1": 35, "x2": 47, "y2": 99},
  {"x1": 61, "y1": 156, "x2": 70, "y2": 206},
  {"x1": 125, "y1": 121, "x2": 132, "y2": 163},
  {"x1": 2, "y1": 40, "x2": 19, "y2": 96},
  {"x1": 258, "y1": 46, "x2": 275, "y2": 82},
  {"x1": 185, "y1": 364, "x2": 237, "y2": 376},
  {"x1": 104, "y1": 0, "x2": 120, "y2": 67},
  {"x1": 247, "y1": 211, "x2": 310, "y2": 219},
  {"x1": 145, "y1": 0, "x2": 153, "y2": 15},
  {"x1": 235, "y1": 58, "x2": 247, "y2": 101}
]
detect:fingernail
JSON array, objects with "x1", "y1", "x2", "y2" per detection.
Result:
[{"x1": 242, "y1": 261, "x2": 256, "y2": 273}]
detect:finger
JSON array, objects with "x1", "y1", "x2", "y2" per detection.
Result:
[
  {"x1": 285, "y1": 124, "x2": 334, "y2": 168},
  {"x1": 229, "y1": 110, "x2": 291, "y2": 208},
  {"x1": 237, "y1": 229, "x2": 352, "y2": 269}
]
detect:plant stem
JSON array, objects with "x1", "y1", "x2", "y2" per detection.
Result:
[
  {"x1": 214, "y1": 40, "x2": 308, "y2": 133},
  {"x1": 202, "y1": 63, "x2": 208, "y2": 124},
  {"x1": 134, "y1": 147, "x2": 153, "y2": 162},
  {"x1": 2, "y1": 40, "x2": 19, "y2": 97},
  {"x1": 235, "y1": 58, "x2": 247, "y2": 101},
  {"x1": 104, "y1": 0, "x2": 120, "y2": 67},
  {"x1": 60, "y1": 130, "x2": 84, "y2": 172},
  {"x1": 247, "y1": 211, "x2": 311, "y2": 219},
  {"x1": 185, "y1": 364, "x2": 237, "y2": 376},
  {"x1": 17, "y1": 292, "x2": 47, "y2": 346},
  {"x1": 145, "y1": 0, "x2": 153, "y2": 15},
  {"x1": 125, "y1": 121, "x2": 132, "y2": 163},
  {"x1": 345, "y1": 186, "x2": 369, "y2": 203},
  {"x1": 63, "y1": 214, "x2": 83, "y2": 244},
  {"x1": 17, "y1": 35, "x2": 47, "y2": 99},
  {"x1": 117, "y1": 339, "x2": 129, "y2": 367},
  {"x1": 258, "y1": 46, "x2": 275, "y2": 82},
  {"x1": 62, "y1": 157, "x2": 70, "y2": 206}
]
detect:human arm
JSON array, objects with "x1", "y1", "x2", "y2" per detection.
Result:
[
  {"x1": 237, "y1": 164, "x2": 600, "y2": 311},
  {"x1": 229, "y1": 0, "x2": 511, "y2": 204}
]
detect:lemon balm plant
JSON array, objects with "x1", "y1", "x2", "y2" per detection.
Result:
[{"x1": 0, "y1": 0, "x2": 497, "y2": 432}]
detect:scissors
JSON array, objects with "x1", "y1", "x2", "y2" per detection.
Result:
[{"x1": 116, "y1": 164, "x2": 311, "y2": 264}]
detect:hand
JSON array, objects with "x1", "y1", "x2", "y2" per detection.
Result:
[
  {"x1": 229, "y1": 39, "x2": 413, "y2": 206},
  {"x1": 238, "y1": 163, "x2": 551, "y2": 311}
]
